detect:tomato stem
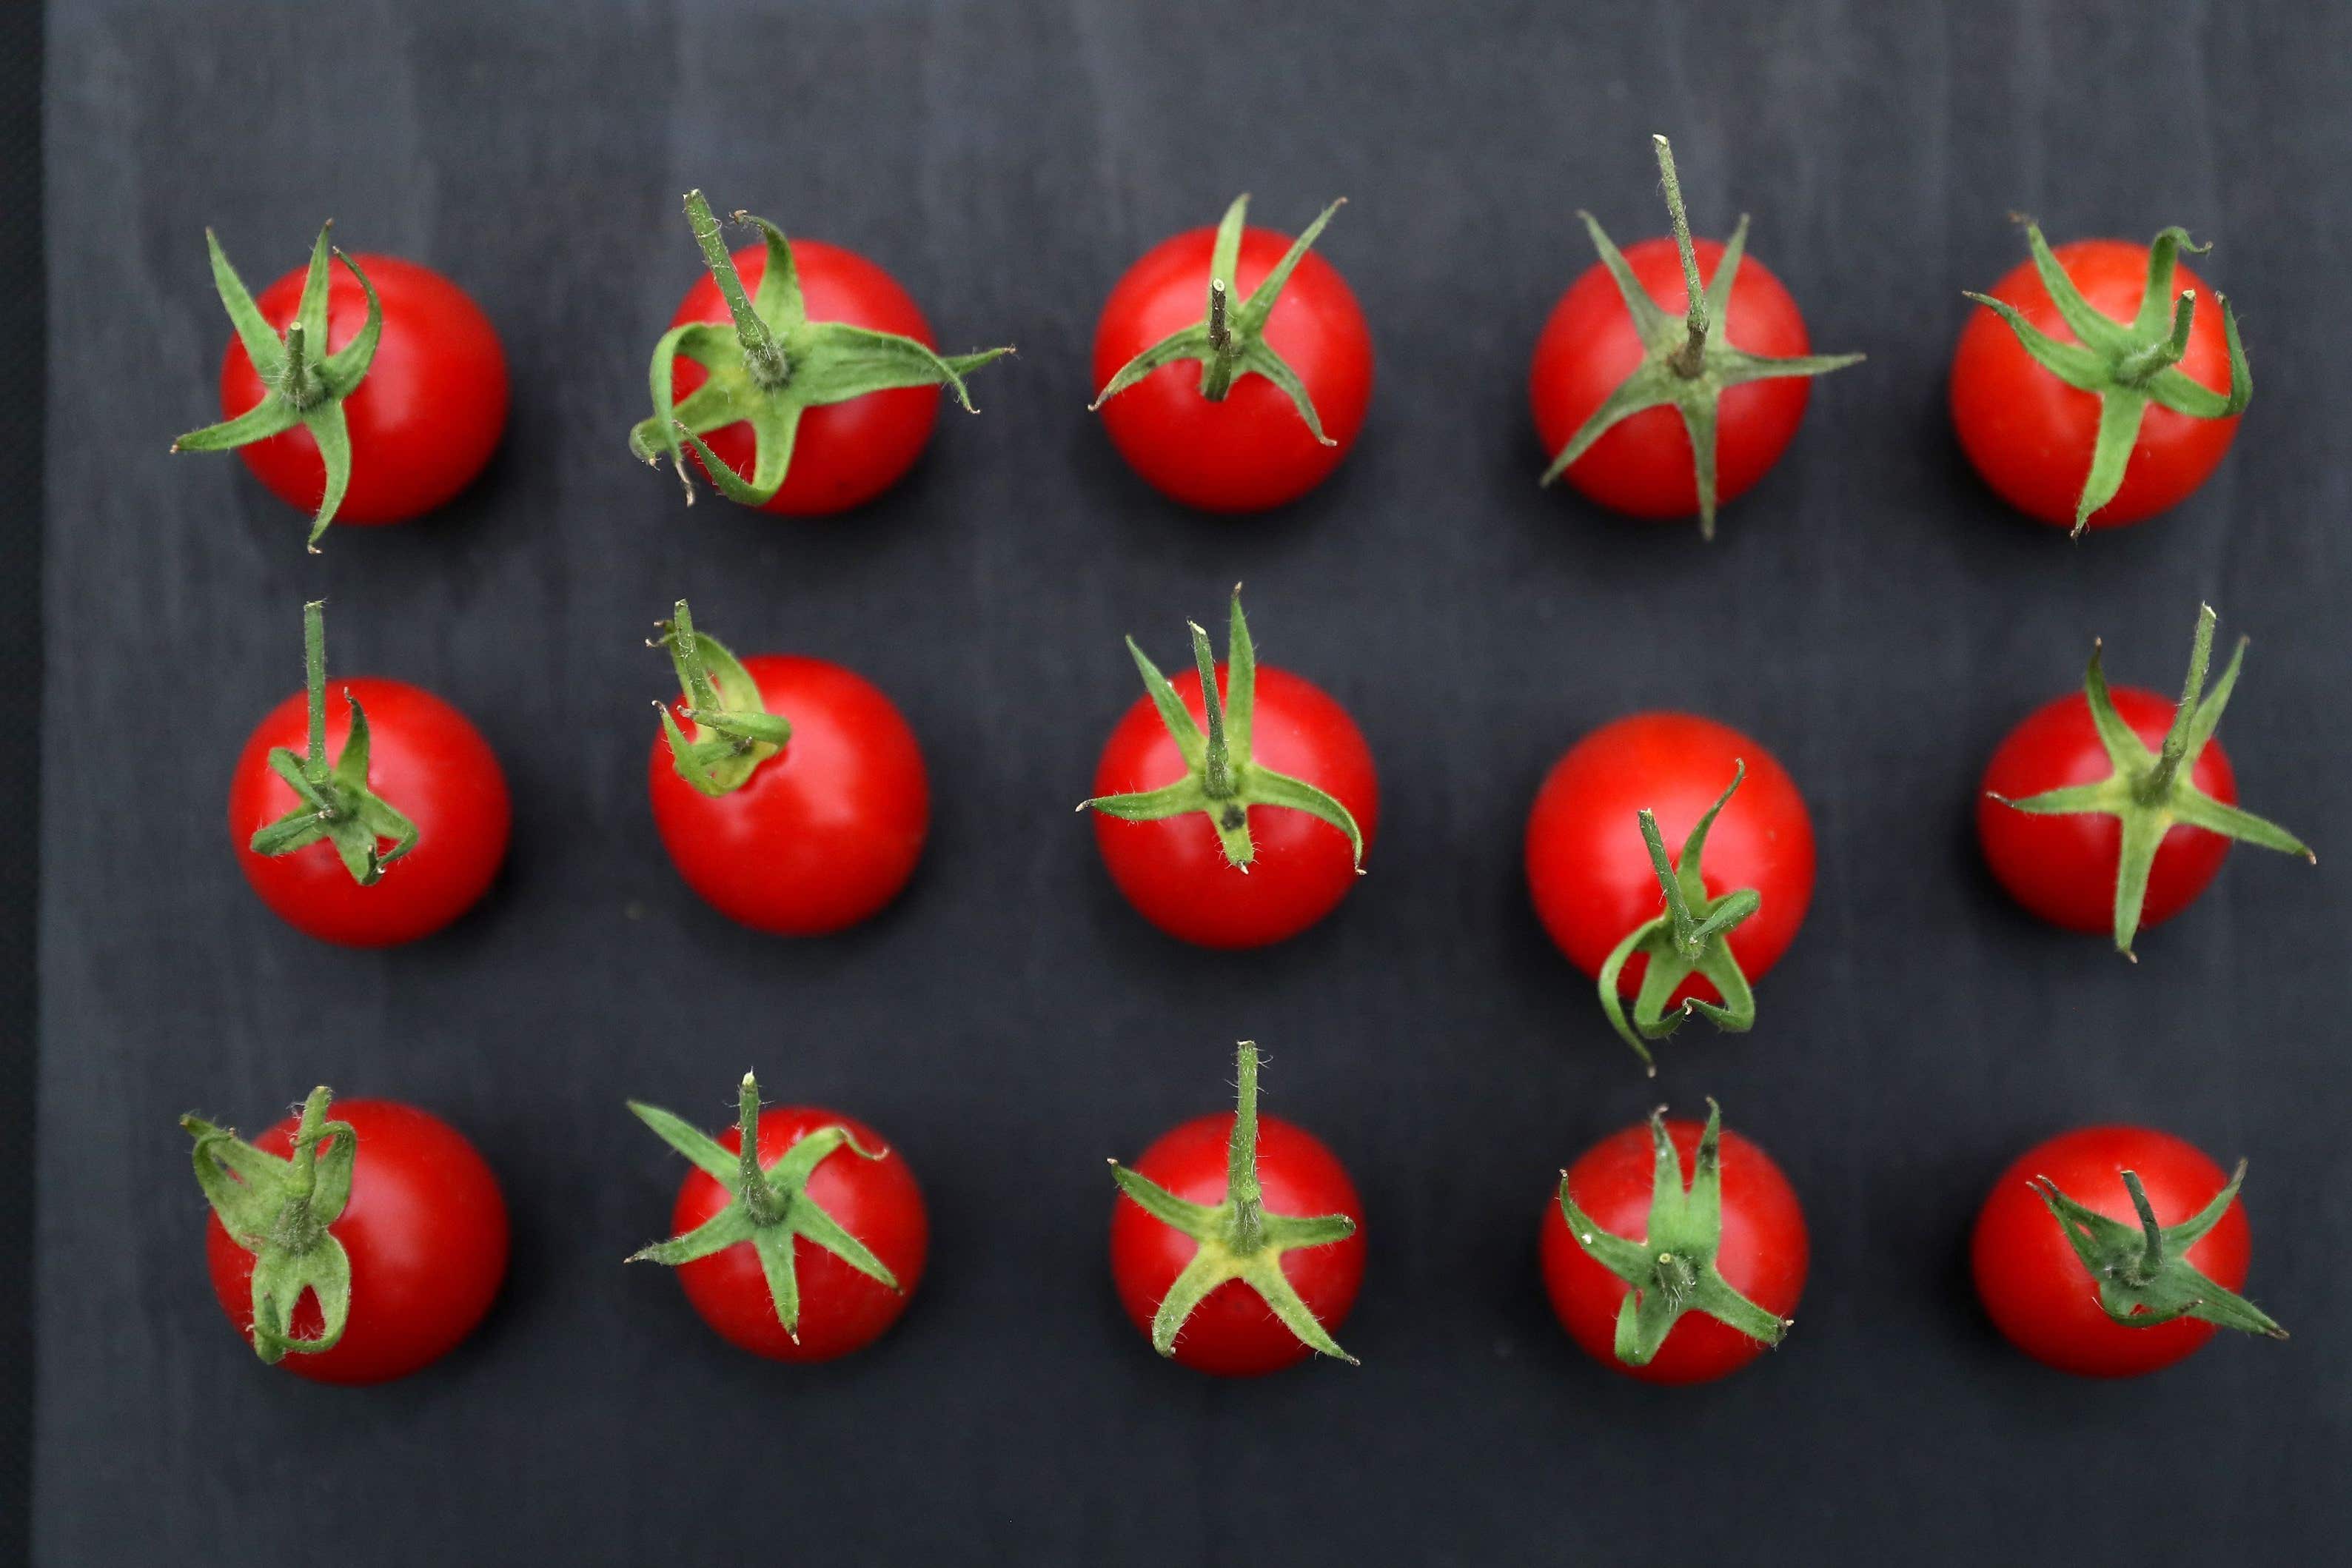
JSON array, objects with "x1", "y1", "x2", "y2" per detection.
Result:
[
  {"x1": 2115, "y1": 290, "x2": 2198, "y2": 385},
  {"x1": 1199, "y1": 279, "x2": 1237, "y2": 401},
  {"x1": 682, "y1": 190, "x2": 791, "y2": 389},
  {"x1": 1224, "y1": 1042, "x2": 1267, "y2": 1252},
  {"x1": 1652, "y1": 135, "x2": 1711, "y2": 378}
]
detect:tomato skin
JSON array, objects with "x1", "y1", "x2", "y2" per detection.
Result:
[
  {"x1": 1951, "y1": 239, "x2": 2240, "y2": 529},
  {"x1": 227, "y1": 679, "x2": 511, "y2": 947},
  {"x1": 202, "y1": 1099, "x2": 509, "y2": 1384},
  {"x1": 667, "y1": 1107, "x2": 928, "y2": 1362},
  {"x1": 1539, "y1": 1118, "x2": 1807, "y2": 1385},
  {"x1": 669, "y1": 242, "x2": 943, "y2": 515},
  {"x1": 1090, "y1": 663, "x2": 1378, "y2": 948},
  {"x1": 649, "y1": 654, "x2": 928, "y2": 937},
  {"x1": 1109, "y1": 1110, "x2": 1366, "y2": 1376},
  {"x1": 1972, "y1": 1126, "x2": 2251, "y2": 1376},
  {"x1": 1525, "y1": 713, "x2": 1814, "y2": 1007},
  {"x1": 219, "y1": 253, "x2": 508, "y2": 525},
  {"x1": 1977, "y1": 686, "x2": 2236, "y2": 935},
  {"x1": 1091, "y1": 224, "x2": 1373, "y2": 512},
  {"x1": 1531, "y1": 237, "x2": 1815, "y2": 518}
]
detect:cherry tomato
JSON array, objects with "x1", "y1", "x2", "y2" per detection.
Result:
[
  {"x1": 229, "y1": 678, "x2": 510, "y2": 947},
  {"x1": 219, "y1": 253, "x2": 506, "y2": 526},
  {"x1": 1951, "y1": 239, "x2": 2240, "y2": 530},
  {"x1": 1531, "y1": 236, "x2": 1817, "y2": 519},
  {"x1": 1091, "y1": 663, "x2": 1377, "y2": 948},
  {"x1": 1972, "y1": 1126, "x2": 2256, "y2": 1376},
  {"x1": 1540, "y1": 1114, "x2": 1807, "y2": 1385},
  {"x1": 666, "y1": 1105, "x2": 928, "y2": 1362},
  {"x1": 1092, "y1": 224, "x2": 1373, "y2": 512},
  {"x1": 669, "y1": 242, "x2": 945, "y2": 515},
  {"x1": 1526, "y1": 712, "x2": 1814, "y2": 1007},
  {"x1": 1110, "y1": 1110, "x2": 1366, "y2": 1376},
  {"x1": 1977, "y1": 686, "x2": 2236, "y2": 936},
  {"x1": 202, "y1": 1097, "x2": 508, "y2": 1384},
  {"x1": 649, "y1": 654, "x2": 928, "y2": 936}
]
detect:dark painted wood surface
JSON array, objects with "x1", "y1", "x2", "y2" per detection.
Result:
[{"x1": 38, "y1": 1, "x2": 2352, "y2": 1561}]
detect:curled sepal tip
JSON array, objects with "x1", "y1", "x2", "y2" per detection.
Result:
[
  {"x1": 1079, "y1": 587, "x2": 1364, "y2": 874},
  {"x1": 1538, "y1": 136, "x2": 1862, "y2": 540},
  {"x1": 627, "y1": 1070, "x2": 899, "y2": 1342},
  {"x1": 2030, "y1": 1160, "x2": 2285, "y2": 1340},
  {"x1": 646, "y1": 599, "x2": 792, "y2": 797},
  {"x1": 1110, "y1": 1042, "x2": 1358, "y2": 1365},
  {"x1": 249, "y1": 600, "x2": 418, "y2": 885},
  {"x1": 1558, "y1": 1100, "x2": 1791, "y2": 1367},
  {"x1": 172, "y1": 222, "x2": 383, "y2": 549},
  {"x1": 183, "y1": 1085, "x2": 358, "y2": 1364},
  {"x1": 1089, "y1": 192, "x2": 1346, "y2": 441},
  {"x1": 1990, "y1": 603, "x2": 2311, "y2": 959},
  {"x1": 1969, "y1": 218, "x2": 2251, "y2": 536},
  {"x1": 629, "y1": 190, "x2": 1012, "y2": 509},
  {"x1": 1594, "y1": 763, "x2": 1761, "y2": 1071}
]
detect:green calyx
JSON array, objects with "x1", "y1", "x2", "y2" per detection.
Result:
[
  {"x1": 1089, "y1": 192, "x2": 1347, "y2": 436},
  {"x1": 249, "y1": 600, "x2": 418, "y2": 885},
  {"x1": 1540, "y1": 135, "x2": 1863, "y2": 540},
  {"x1": 1080, "y1": 587, "x2": 1364, "y2": 873},
  {"x1": 629, "y1": 190, "x2": 1013, "y2": 508},
  {"x1": 1595, "y1": 763, "x2": 1760, "y2": 1073},
  {"x1": 1110, "y1": 1041, "x2": 1359, "y2": 1365},
  {"x1": 183, "y1": 1085, "x2": 358, "y2": 1364},
  {"x1": 628, "y1": 1071, "x2": 902, "y2": 1344},
  {"x1": 1990, "y1": 603, "x2": 2312, "y2": 959},
  {"x1": 1967, "y1": 221, "x2": 2251, "y2": 536},
  {"x1": 172, "y1": 223, "x2": 383, "y2": 551},
  {"x1": 2031, "y1": 1160, "x2": 2285, "y2": 1340},
  {"x1": 1558, "y1": 1099, "x2": 1792, "y2": 1367},
  {"x1": 647, "y1": 599, "x2": 791, "y2": 797}
]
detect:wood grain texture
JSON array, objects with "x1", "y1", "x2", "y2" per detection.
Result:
[{"x1": 37, "y1": 0, "x2": 2352, "y2": 1561}]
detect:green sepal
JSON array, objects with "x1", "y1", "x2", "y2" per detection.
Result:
[
  {"x1": 181, "y1": 1085, "x2": 359, "y2": 1364},
  {"x1": 628, "y1": 1071, "x2": 900, "y2": 1344},
  {"x1": 1088, "y1": 192, "x2": 1346, "y2": 440},
  {"x1": 172, "y1": 222, "x2": 383, "y2": 550},
  {"x1": 1967, "y1": 220, "x2": 2251, "y2": 535},
  {"x1": 630, "y1": 190, "x2": 1012, "y2": 508},
  {"x1": 2029, "y1": 1159, "x2": 2285, "y2": 1340},
  {"x1": 1108, "y1": 1041, "x2": 1358, "y2": 1367},
  {"x1": 1558, "y1": 1100, "x2": 1792, "y2": 1367},
  {"x1": 1079, "y1": 587, "x2": 1365, "y2": 874},
  {"x1": 646, "y1": 599, "x2": 791, "y2": 797},
  {"x1": 248, "y1": 600, "x2": 419, "y2": 885},
  {"x1": 1539, "y1": 136, "x2": 1862, "y2": 540},
  {"x1": 1593, "y1": 762, "x2": 1763, "y2": 1073},
  {"x1": 1989, "y1": 604, "x2": 2312, "y2": 959}
]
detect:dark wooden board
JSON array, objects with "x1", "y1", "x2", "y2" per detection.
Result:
[{"x1": 37, "y1": 1, "x2": 2352, "y2": 1561}]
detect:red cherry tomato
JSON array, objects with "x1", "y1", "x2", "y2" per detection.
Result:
[
  {"x1": 1977, "y1": 686, "x2": 2236, "y2": 935},
  {"x1": 1531, "y1": 237, "x2": 1816, "y2": 518},
  {"x1": 1526, "y1": 712, "x2": 1814, "y2": 1006},
  {"x1": 666, "y1": 1106, "x2": 928, "y2": 1362},
  {"x1": 1951, "y1": 240, "x2": 2240, "y2": 529},
  {"x1": 219, "y1": 253, "x2": 506, "y2": 525},
  {"x1": 1539, "y1": 1116, "x2": 1807, "y2": 1384},
  {"x1": 649, "y1": 654, "x2": 928, "y2": 936},
  {"x1": 202, "y1": 1098, "x2": 508, "y2": 1384},
  {"x1": 1091, "y1": 225, "x2": 1373, "y2": 512},
  {"x1": 1091, "y1": 663, "x2": 1377, "y2": 948},
  {"x1": 228, "y1": 678, "x2": 510, "y2": 947},
  {"x1": 669, "y1": 242, "x2": 944, "y2": 515},
  {"x1": 1110, "y1": 1110, "x2": 1366, "y2": 1376},
  {"x1": 1972, "y1": 1126, "x2": 2252, "y2": 1376}
]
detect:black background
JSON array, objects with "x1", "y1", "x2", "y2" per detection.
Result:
[{"x1": 33, "y1": 1, "x2": 2352, "y2": 1562}]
